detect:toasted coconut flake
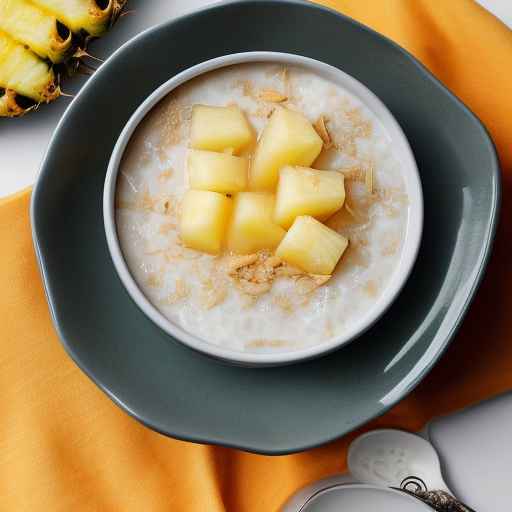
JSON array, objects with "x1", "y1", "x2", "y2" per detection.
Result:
[
  {"x1": 281, "y1": 67, "x2": 290, "y2": 94},
  {"x1": 344, "y1": 203, "x2": 359, "y2": 221},
  {"x1": 158, "y1": 169, "x2": 173, "y2": 183},
  {"x1": 224, "y1": 254, "x2": 259, "y2": 274},
  {"x1": 251, "y1": 104, "x2": 275, "y2": 118},
  {"x1": 146, "y1": 272, "x2": 163, "y2": 288},
  {"x1": 245, "y1": 339, "x2": 288, "y2": 349},
  {"x1": 166, "y1": 278, "x2": 189, "y2": 304},
  {"x1": 227, "y1": 251, "x2": 284, "y2": 294},
  {"x1": 295, "y1": 274, "x2": 331, "y2": 295},
  {"x1": 310, "y1": 274, "x2": 332, "y2": 286},
  {"x1": 345, "y1": 107, "x2": 373, "y2": 138},
  {"x1": 234, "y1": 79, "x2": 255, "y2": 98},
  {"x1": 199, "y1": 279, "x2": 228, "y2": 309},
  {"x1": 264, "y1": 256, "x2": 282, "y2": 269},
  {"x1": 115, "y1": 199, "x2": 136, "y2": 210},
  {"x1": 236, "y1": 280, "x2": 271, "y2": 296},
  {"x1": 365, "y1": 165, "x2": 373, "y2": 194},
  {"x1": 275, "y1": 264, "x2": 304, "y2": 278},
  {"x1": 314, "y1": 116, "x2": 332, "y2": 148},
  {"x1": 258, "y1": 89, "x2": 288, "y2": 103},
  {"x1": 340, "y1": 167, "x2": 366, "y2": 182},
  {"x1": 241, "y1": 293, "x2": 258, "y2": 309}
]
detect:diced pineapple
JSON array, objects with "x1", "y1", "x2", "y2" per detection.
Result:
[
  {"x1": 276, "y1": 216, "x2": 348, "y2": 275},
  {"x1": 179, "y1": 190, "x2": 232, "y2": 255},
  {"x1": 274, "y1": 166, "x2": 345, "y2": 228},
  {"x1": 190, "y1": 105, "x2": 254, "y2": 154},
  {"x1": 188, "y1": 149, "x2": 248, "y2": 194},
  {"x1": 227, "y1": 192, "x2": 286, "y2": 254},
  {"x1": 249, "y1": 107, "x2": 323, "y2": 190}
]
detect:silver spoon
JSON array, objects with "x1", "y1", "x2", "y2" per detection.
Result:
[{"x1": 347, "y1": 429, "x2": 477, "y2": 511}]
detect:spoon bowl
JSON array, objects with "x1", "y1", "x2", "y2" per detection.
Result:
[{"x1": 347, "y1": 429, "x2": 450, "y2": 492}]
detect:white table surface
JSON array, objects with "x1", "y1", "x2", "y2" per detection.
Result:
[{"x1": 0, "y1": 0, "x2": 510, "y2": 198}]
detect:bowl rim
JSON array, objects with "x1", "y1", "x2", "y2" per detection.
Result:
[{"x1": 103, "y1": 50, "x2": 424, "y2": 366}]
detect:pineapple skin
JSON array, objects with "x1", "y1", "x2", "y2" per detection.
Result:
[
  {"x1": 0, "y1": 30, "x2": 58, "y2": 102},
  {"x1": 0, "y1": 88, "x2": 24, "y2": 116},
  {"x1": 276, "y1": 216, "x2": 349, "y2": 275},
  {"x1": 0, "y1": 0, "x2": 72, "y2": 63}
]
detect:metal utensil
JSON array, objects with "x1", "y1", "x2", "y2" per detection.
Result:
[{"x1": 347, "y1": 429, "x2": 477, "y2": 511}]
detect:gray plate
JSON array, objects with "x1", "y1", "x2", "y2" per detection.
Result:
[{"x1": 31, "y1": 0, "x2": 500, "y2": 454}]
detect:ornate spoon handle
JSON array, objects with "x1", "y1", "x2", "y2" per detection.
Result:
[
  {"x1": 397, "y1": 488, "x2": 477, "y2": 512},
  {"x1": 392, "y1": 477, "x2": 477, "y2": 512}
]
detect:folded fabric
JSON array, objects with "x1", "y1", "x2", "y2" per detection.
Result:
[{"x1": 1, "y1": 1, "x2": 511, "y2": 510}]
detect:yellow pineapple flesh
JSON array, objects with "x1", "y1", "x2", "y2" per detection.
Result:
[
  {"x1": 0, "y1": 0, "x2": 72, "y2": 63},
  {"x1": 249, "y1": 107, "x2": 323, "y2": 190},
  {"x1": 180, "y1": 190, "x2": 232, "y2": 255},
  {"x1": 274, "y1": 166, "x2": 345, "y2": 228},
  {"x1": 227, "y1": 192, "x2": 286, "y2": 254},
  {"x1": 190, "y1": 105, "x2": 255, "y2": 154},
  {"x1": 0, "y1": 30, "x2": 58, "y2": 102},
  {"x1": 29, "y1": 0, "x2": 120, "y2": 36},
  {"x1": 188, "y1": 149, "x2": 248, "y2": 194},
  {"x1": 276, "y1": 216, "x2": 348, "y2": 275},
  {"x1": 0, "y1": 0, "x2": 126, "y2": 117}
]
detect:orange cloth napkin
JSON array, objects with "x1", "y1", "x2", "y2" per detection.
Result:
[{"x1": 1, "y1": 1, "x2": 512, "y2": 510}]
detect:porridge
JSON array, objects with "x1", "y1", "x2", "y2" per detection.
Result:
[{"x1": 115, "y1": 63, "x2": 408, "y2": 352}]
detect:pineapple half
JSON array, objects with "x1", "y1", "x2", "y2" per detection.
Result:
[{"x1": 0, "y1": 0, "x2": 126, "y2": 117}]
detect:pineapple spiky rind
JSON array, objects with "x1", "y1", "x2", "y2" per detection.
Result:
[{"x1": 0, "y1": 88, "x2": 25, "y2": 117}]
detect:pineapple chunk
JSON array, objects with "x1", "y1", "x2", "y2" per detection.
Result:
[
  {"x1": 180, "y1": 190, "x2": 232, "y2": 255},
  {"x1": 0, "y1": 0, "x2": 72, "y2": 63},
  {"x1": 188, "y1": 149, "x2": 248, "y2": 194},
  {"x1": 190, "y1": 105, "x2": 254, "y2": 154},
  {"x1": 276, "y1": 216, "x2": 348, "y2": 275},
  {"x1": 249, "y1": 107, "x2": 323, "y2": 190},
  {"x1": 227, "y1": 193, "x2": 286, "y2": 254},
  {"x1": 29, "y1": 0, "x2": 121, "y2": 36},
  {"x1": 0, "y1": 30, "x2": 58, "y2": 102},
  {"x1": 274, "y1": 166, "x2": 345, "y2": 228}
]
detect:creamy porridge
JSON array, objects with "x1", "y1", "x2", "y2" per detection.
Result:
[{"x1": 115, "y1": 63, "x2": 408, "y2": 352}]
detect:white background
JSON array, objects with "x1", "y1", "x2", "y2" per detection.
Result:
[{"x1": 0, "y1": 0, "x2": 510, "y2": 198}]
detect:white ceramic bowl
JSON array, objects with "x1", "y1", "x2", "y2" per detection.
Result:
[{"x1": 103, "y1": 52, "x2": 423, "y2": 366}]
